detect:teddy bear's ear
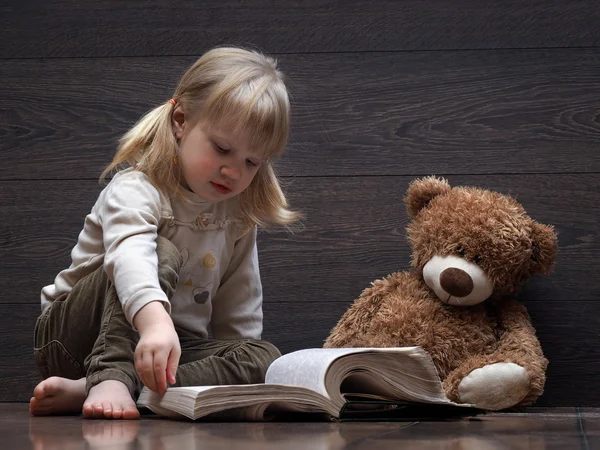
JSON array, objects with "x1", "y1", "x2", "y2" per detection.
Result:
[
  {"x1": 530, "y1": 221, "x2": 558, "y2": 275},
  {"x1": 404, "y1": 176, "x2": 452, "y2": 218}
]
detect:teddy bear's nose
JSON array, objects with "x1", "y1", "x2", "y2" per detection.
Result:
[{"x1": 439, "y1": 267, "x2": 474, "y2": 297}]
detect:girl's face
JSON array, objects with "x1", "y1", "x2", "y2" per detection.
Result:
[{"x1": 172, "y1": 110, "x2": 263, "y2": 202}]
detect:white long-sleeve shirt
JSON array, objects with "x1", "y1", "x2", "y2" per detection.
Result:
[{"x1": 41, "y1": 169, "x2": 263, "y2": 339}]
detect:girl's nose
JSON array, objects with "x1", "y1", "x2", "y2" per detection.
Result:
[{"x1": 221, "y1": 165, "x2": 241, "y2": 180}]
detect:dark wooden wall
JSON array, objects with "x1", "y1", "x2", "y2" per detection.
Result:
[{"x1": 1, "y1": 1, "x2": 599, "y2": 405}]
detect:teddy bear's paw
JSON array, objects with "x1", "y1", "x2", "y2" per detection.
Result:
[{"x1": 457, "y1": 362, "x2": 530, "y2": 410}]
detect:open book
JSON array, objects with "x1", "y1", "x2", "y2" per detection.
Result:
[{"x1": 137, "y1": 347, "x2": 476, "y2": 421}]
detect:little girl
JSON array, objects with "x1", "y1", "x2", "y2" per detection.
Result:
[{"x1": 30, "y1": 47, "x2": 300, "y2": 419}]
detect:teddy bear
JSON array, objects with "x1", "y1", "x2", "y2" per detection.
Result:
[{"x1": 324, "y1": 176, "x2": 558, "y2": 411}]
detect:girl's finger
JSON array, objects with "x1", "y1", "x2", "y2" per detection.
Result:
[
  {"x1": 166, "y1": 346, "x2": 181, "y2": 385},
  {"x1": 140, "y1": 350, "x2": 155, "y2": 391},
  {"x1": 153, "y1": 350, "x2": 168, "y2": 394}
]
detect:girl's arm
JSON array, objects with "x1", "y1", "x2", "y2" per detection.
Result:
[
  {"x1": 101, "y1": 171, "x2": 180, "y2": 393},
  {"x1": 100, "y1": 171, "x2": 171, "y2": 324},
  {"x1": 210, "y1": 226, "x2": 264, "y2": 340}
]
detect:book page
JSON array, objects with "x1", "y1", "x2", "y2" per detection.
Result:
[
  {"x1": 264, "y1": 347, "x2": 423, "y2": 400},
  {"x1": 264, "y1": 348, "x2": 359, "y2": 397},
  {"x1": 337, "y1": 357, "x2": 449, "y2": 403},
  {"x1": 137, "y1": 383, "x2": 341, "y2": 420},
  {"x1": 265, "y1": 347, "x2": 458, "y2": 408}
]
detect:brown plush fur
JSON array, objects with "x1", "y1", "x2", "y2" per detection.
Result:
[{"x1": 324, "y1": 176, "x2": 557, "y2": 410}]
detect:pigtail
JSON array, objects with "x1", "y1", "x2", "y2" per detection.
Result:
[{"x1": 100, "y1": 101, "x2": 180, "y2": 197}]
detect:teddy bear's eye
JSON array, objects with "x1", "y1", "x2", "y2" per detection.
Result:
[
  {"x1": 456, "y1": 245, "x2": 466, "y2": 256},
  {"x1": 473, "y1": 255, "x2": 483, "y2": 264}
]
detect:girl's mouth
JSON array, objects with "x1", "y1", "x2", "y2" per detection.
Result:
[{"x1": 211, "y1": 182, "x2": 232, "y2": 194}]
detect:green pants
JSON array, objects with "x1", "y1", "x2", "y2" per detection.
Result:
[{"x1": 34, "y1": 236, "x2": 281, "y2": 399}]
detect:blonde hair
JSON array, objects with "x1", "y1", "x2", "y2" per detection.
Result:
[{"x1": 101, "y1": 47, "x2": 301, "y2": 229}]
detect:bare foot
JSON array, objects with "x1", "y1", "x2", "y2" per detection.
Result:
[
  {"x1": 30, "y1": 377, "x2": 86, "y2": 416},
  {"x1": 83, "y1": 380, "x2": 140, "y2": 420}
]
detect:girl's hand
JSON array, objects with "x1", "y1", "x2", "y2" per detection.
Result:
[{"x1": 133, "y1": 301, "x2": 181, "y2": 394}]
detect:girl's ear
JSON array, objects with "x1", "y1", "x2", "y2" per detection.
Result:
[
  {"x1": 404, "y1": 176, "x2": 451, "y2": 218},
  {"x1": 171, "y1": 105, "x2": 186, "y2": 139}
]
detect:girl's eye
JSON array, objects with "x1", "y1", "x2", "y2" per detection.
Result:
[
  {"x1": 246, "y1": 159, "x2": 260, "y2": 167},
  {"x1": 214, "y1": 143, "x2": 229, "y2": 154}
]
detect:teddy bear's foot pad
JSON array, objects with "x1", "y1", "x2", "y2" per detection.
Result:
[{"x1": 458, "y1": 362, "x2": 530, "y2": 410}]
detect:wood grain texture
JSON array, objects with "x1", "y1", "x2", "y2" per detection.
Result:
[
  {"x1": 2, "y1": 301, "x2": 599, "y2": 405},
  {"x1": 1, "y1": 174, "x2": 597, "y2": 307},
  {"x1": 2, "y1": 49, "x2": 600, "y2": 180},
  {"x1": 3, "y1": 0, "x2": 599, "y2": 410},
  {"x1": 2, "y1": 0, "x2": 600, "y2": 58}
]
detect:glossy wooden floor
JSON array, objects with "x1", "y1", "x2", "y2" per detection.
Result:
[{"x1": 3, "y1": 403, "x2": 599, "y2": 450}]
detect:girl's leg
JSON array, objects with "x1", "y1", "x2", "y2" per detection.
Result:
[
  {"x1": 31, "y1": 236, "x2": 181, "y2": 418},
  {"x1": 173, "y1": 328, "x2": 281, "y2": 387},
  {"x1": 32, "y1": 262, "x2": 141, "y2": 419}
]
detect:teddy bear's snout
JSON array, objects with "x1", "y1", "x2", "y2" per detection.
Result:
[
  {"x1": 440, "y1": 267, "x2": 474, "y2": 297},
  {"x1": 423, "y1": 255, "x2": 495, "y2": 306}
]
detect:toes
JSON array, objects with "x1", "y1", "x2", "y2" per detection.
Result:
[
  {"x1": 33, "y1": 382, "x2": 48, "y2": 400},
  {"x1": 83, "y1": 380, "x2": 140, "y2": 420},
  {"x1": 83, "y1": 402, "x2": 97, "y2": 419},
  {"x1": 102, "y1": 403, "x2": 113, "y2": 419},
  {"x1": 30, "y1": 404, "x2": 50, "y2": 416},
  {"x1": 122, "y1": 405, "x2": 140, "y2": 420},
  {"x1": 34, "y1": 377, "x2": 64, "y2": 400},
  {"x1": 29, "y1": 397, "x2": 39, "y2": 415},
  {"x1": 94, "y1": 403, "x2": 105, "y2": 418},
  {"x1": 29, "y1": 397, "x2": 51, "y2": 416},
  {"x1": 83, "y1": 401, "x2": 138, "y2": 420},
  {"x1": 112, "y1": 407, "x2": 123, "y2": 420}
]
